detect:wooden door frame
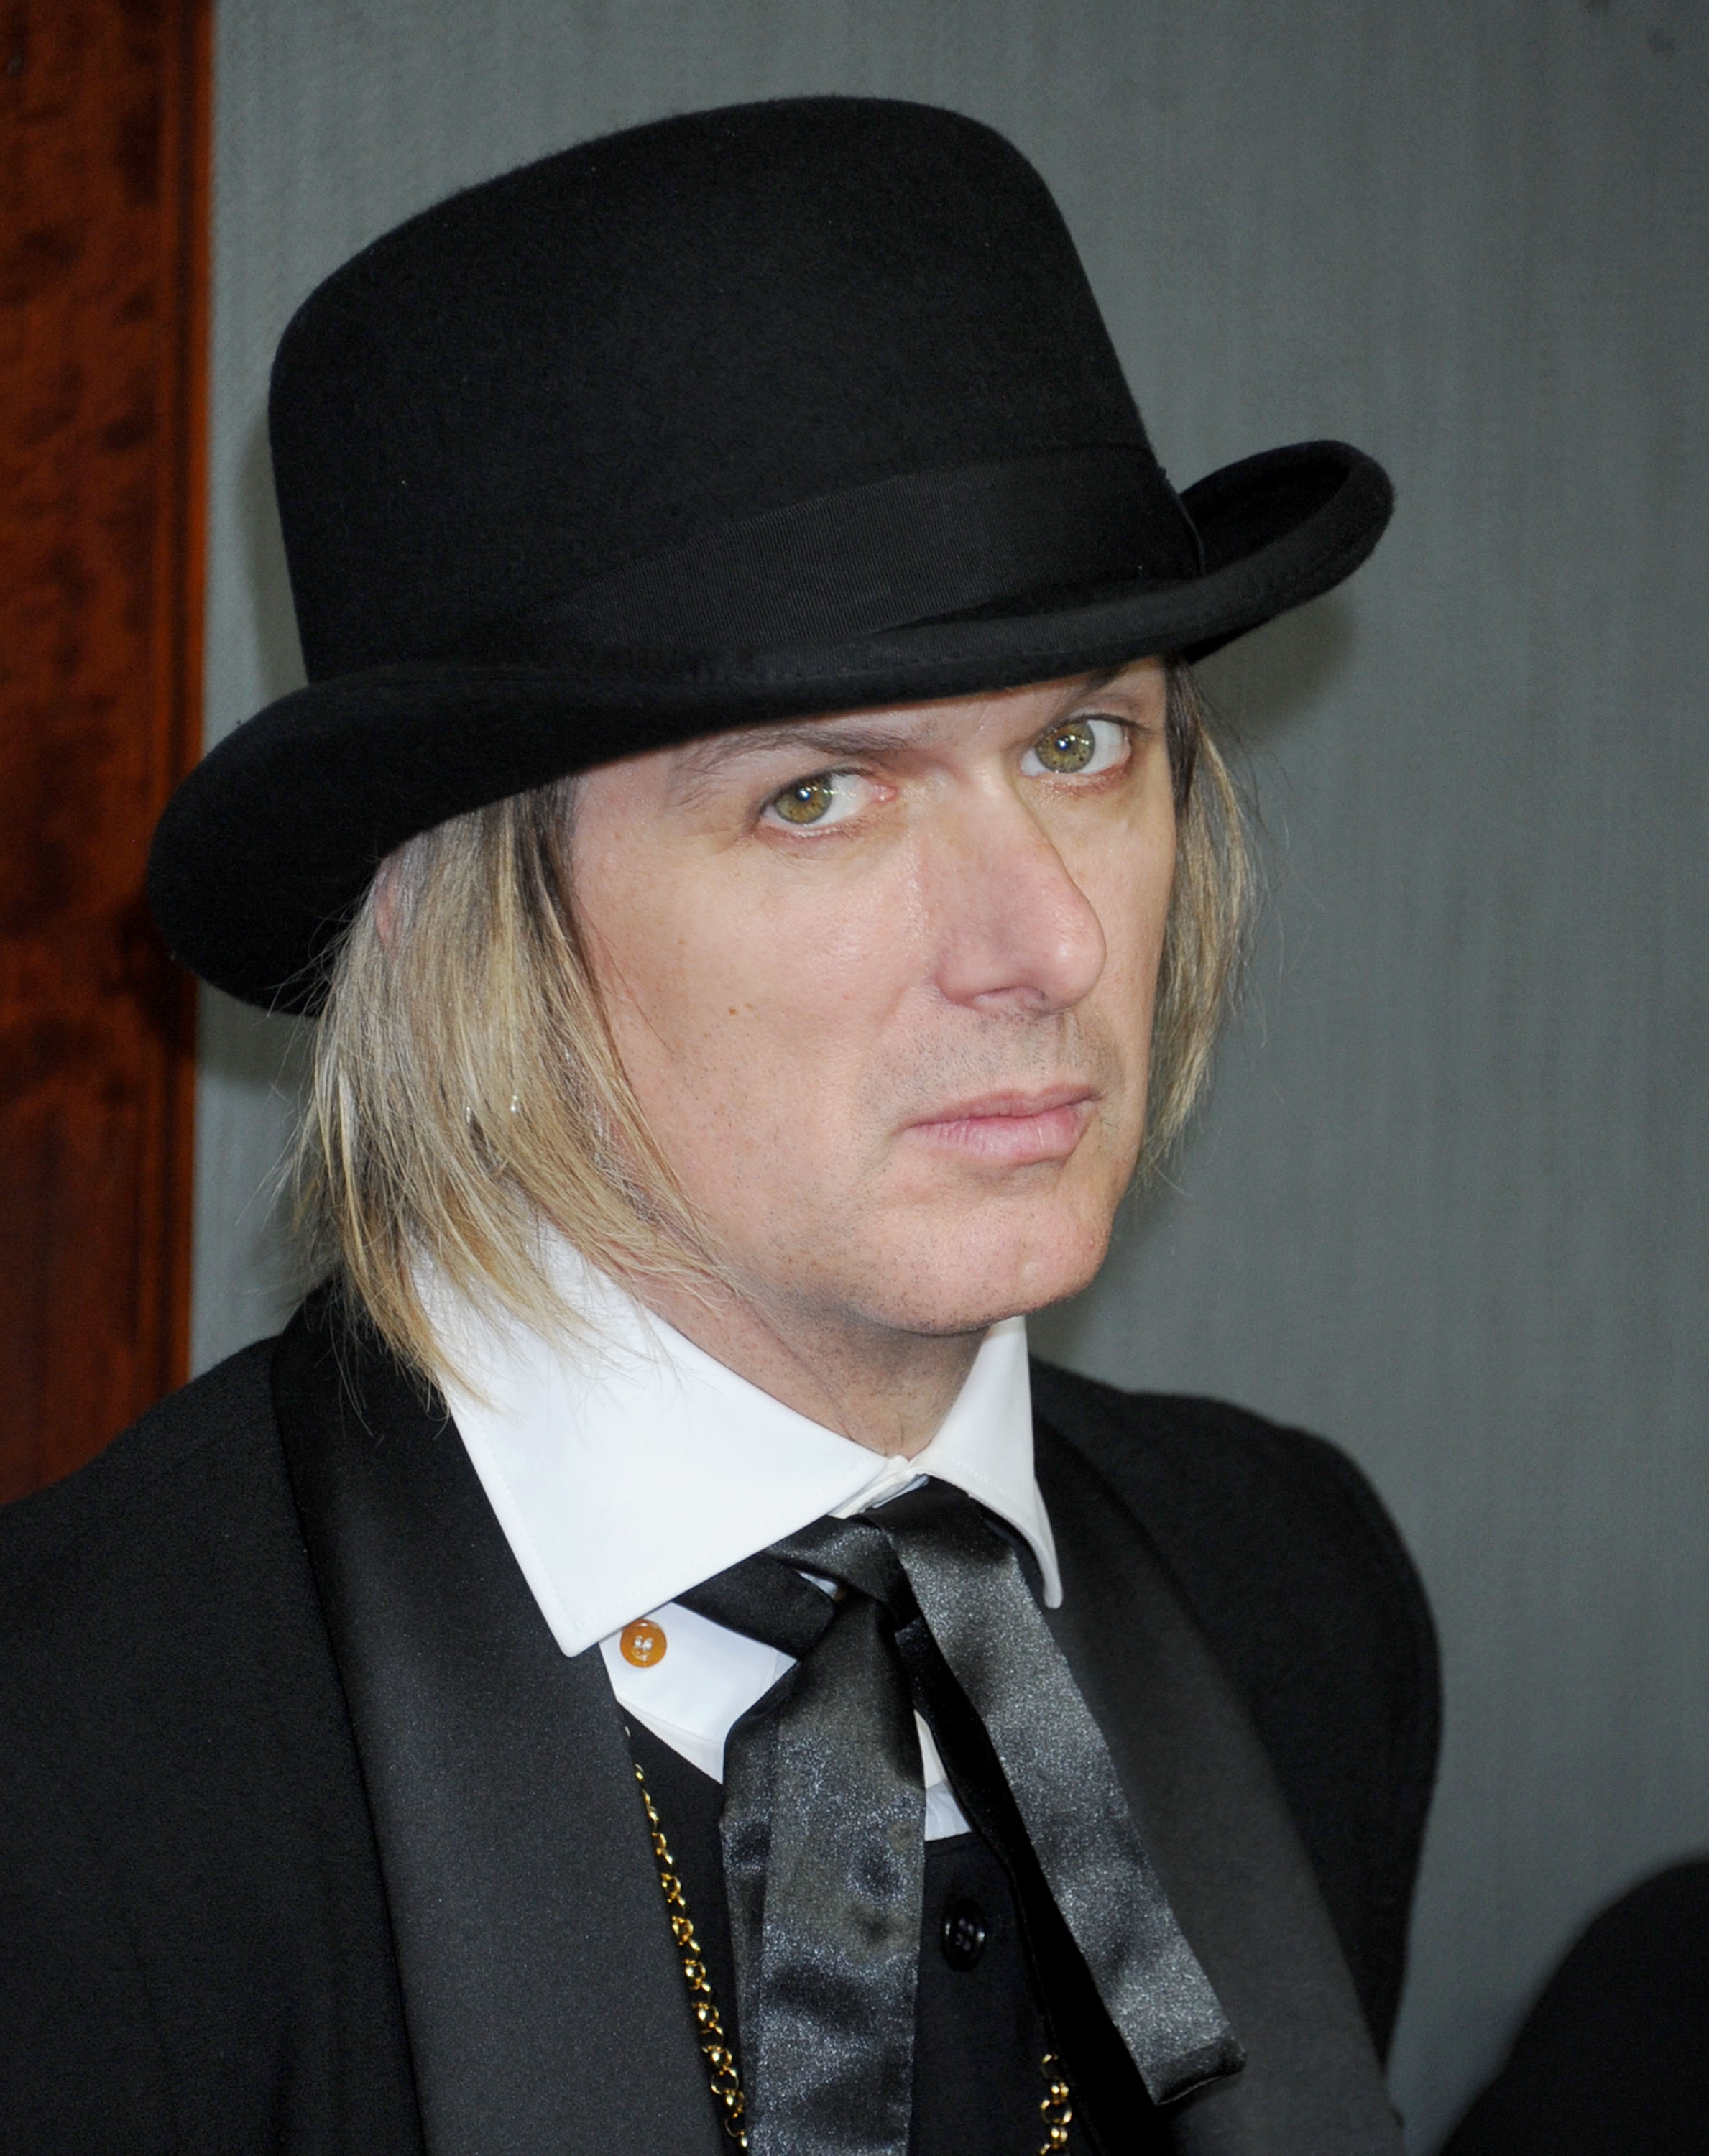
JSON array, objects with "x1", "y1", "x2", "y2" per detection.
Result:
[{"x1": 1, "y1": 0, "x2": 211, "y2": 1498}]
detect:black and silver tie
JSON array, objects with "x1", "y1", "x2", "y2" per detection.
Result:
[{"x1": 678, "y1": 1478, "x2": 1242, "y2": 2156}]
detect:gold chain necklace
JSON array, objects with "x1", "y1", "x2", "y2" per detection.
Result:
[
  {"x1": 633, "y1": 1758, "x2": 749, "y2": 2144},
  {"x1": 1038, "y1": 2053, "x2": 1073, "y2": 2151},
  {"x1": 632, "y1": 1754, "x2": 1074, "y2": 2154}
]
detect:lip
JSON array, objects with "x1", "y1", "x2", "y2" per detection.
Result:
[{"x1": 903, "y1": 1084, "x2": 1099, "y2": 1167}]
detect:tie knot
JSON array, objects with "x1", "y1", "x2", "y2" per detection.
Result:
[
  {"x1": 675, "y1": 1482, "x2": 988, "y2": 1657},
  {"x1": 771, "y1": 1511, "x2": 917, "y2": 1616},
  {"x1": 673, "y1": 1545, "x2": 841, "y2": 1659}
]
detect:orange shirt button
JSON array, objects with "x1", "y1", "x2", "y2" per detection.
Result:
[{"x1": 620, "y1": 1618, "x2": 668, "y2": 1667}]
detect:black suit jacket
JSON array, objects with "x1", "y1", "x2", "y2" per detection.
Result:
[{"x1": 0, "y1": 1319, "x2": 1437, "y2": 2155}]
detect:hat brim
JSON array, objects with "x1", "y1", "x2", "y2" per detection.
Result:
[{"x1": 151, "y1": 440, "x2": 1391, "y2": 1010}]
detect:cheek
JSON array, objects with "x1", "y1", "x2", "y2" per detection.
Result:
[
  {"x1": 1129, "y1": 850, "x2": 1176, "y2": 1000},
  {"x1": 583, "y1": 852, "x2": 913, "y2": 1152}
]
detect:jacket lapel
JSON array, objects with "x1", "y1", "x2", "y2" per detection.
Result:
[
  {"x1": 1036, "y1": 1422, "x2": 1405, "y2": 2156},
  {"x1": 273, "y1": 1310, "x2": 722, "y2": 2156}
]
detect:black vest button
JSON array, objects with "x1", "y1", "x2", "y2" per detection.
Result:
[{"x1": 939, "y1": 1897, "x2": 989, "y2": 1970}]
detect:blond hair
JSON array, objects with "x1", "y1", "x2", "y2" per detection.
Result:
[{"x1": 293, "y1": 663, "x2": 1250, "y2": 1373}]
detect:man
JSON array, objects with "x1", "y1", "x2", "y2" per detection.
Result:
[{"x1": 0, "y1": 98, "x2": 1436, "y2": 2155}]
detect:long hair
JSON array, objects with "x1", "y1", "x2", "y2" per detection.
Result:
[{"x1": 292, "y1": 661, "x2": 1250, "y2": 1376}]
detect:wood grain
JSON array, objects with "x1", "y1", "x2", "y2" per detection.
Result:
[{"x1": 0, "y1": 0, "x2": 208, "y2": 1498}]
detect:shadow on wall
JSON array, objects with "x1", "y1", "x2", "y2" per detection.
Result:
[
  {"x1": 1196, "y1": 588, "x2": 1357, "y2": 745},
  {"x1": 240, "y1": 415, "x2": 305, "y2": 712},
  {"x1": 193, "y1": 987, "x2": 311, "y2": 1363},
  {"x1": 1437, "y1": 1858, "x2": 1709, "y2": 2156},
  {"x1": 189, "y1": 418, "x2": 313, "y2": 1370}
]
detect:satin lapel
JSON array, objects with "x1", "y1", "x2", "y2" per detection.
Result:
[
  {"x1": 273, "y1": 1312, "x2": 722, "y2": 2156},
  {"x1": 1035, "y1": 1422, "x2": 1404, "y2": 2156}
]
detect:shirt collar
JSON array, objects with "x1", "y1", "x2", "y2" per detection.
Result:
[{"x1": 418, "y1": 1243, "x2": 1059, "y2": 1658}]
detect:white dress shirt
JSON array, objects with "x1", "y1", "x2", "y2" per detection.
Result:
[{"x1": 420, "y1": 1244, "x2": 1060, "y2": 1841}]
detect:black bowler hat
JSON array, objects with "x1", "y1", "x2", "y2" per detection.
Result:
[{"x1": 150, "y1": 95, "x2": 1393, "y2": 1012}]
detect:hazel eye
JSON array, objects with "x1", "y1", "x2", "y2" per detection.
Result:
[
  {"x1": 773, "y1": 778, "x2": 834, "y2": 824},
  {"x1": 763, "y1": 770, "x2": 866, "y2": 829},
  {"x1": 1022, "y1": 715, "x2": 1130, "y2": 778}
]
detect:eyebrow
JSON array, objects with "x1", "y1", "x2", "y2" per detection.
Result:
[
  {"x1": 668, "y1": 720, "x2": 928, "y2": 801},
  {"x1": 686, "y1": 721, "x2": 926, "y2": 770},
  {"x1": 666, "y1": 663, "x2": 1146, "y2": 799}
]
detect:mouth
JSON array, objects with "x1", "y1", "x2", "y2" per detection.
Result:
[{"x1": 903, "y1": 1084, "x2": 1099, "y2": 1168}]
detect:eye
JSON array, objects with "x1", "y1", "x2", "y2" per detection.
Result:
[
  {"x1": 761, "y1": 769, "x2": 869, "y2": 829},
  {"x1": 1021, "y1": 715, "x2": 1131, "y2": 779}
]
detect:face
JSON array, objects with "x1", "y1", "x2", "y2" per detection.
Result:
[{"x1": 570, "y1": 660, "x2": 1176, "y2": 1347}]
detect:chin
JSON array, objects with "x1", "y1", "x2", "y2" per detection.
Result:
[{"x1": 866, "y1": 1204, "x2": 1118, "y2": 1337}]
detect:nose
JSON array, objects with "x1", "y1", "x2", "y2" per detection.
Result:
[{"x1": 927, "y1": 789, "x2": 1107, "y2": 1015}]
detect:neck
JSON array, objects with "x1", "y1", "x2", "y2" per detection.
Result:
[{"x1": 626, "y1": 1273, "x2": 985, "y2": 1458}]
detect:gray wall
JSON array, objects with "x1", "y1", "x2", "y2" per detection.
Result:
[{"x1": 198, "y1": 4, "x2": 1709, "y2": 2146}]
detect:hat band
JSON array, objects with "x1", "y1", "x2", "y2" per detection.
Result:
[{"x1": 442, "y1": 446, "x2": 1201, "y2": 660}]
